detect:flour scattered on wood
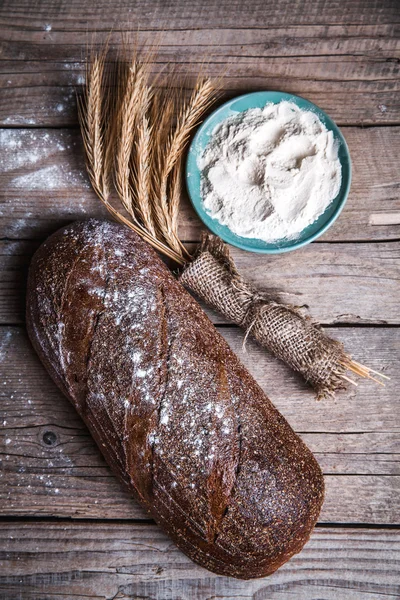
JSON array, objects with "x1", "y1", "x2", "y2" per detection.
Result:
[
  {"x1": 0, "y1": 130, "x2": 91, "y2": 191},
  {"x1": 3, "y1": 88, "x2": 75, "y2": 125},
  {"x1": 11, "y1": 165, "x2": 88, "y2": 190}
]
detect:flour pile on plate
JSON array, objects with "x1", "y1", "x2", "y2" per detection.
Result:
[{"x1": 198, "y1": 101, "x2": 342, "y2": 243}]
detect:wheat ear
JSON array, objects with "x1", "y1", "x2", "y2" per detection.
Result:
[
  {"x1": 161, "y1": 77, "x2": 216, "y2": 208},
  {"x1": 78, "y1": 52, "x2": 108, "y2": 199},
  {"x1": 114, "y1": 59, "x2": 148, "y2": 218},
  {"x1": 132, "y1": 99, "x2": 155, "y2": 235},
  {"x1": 159, "y1": 77, "x2": 217, "y2": 256},
  {"x1": 149, "y1": 87, "x2": 176, "y2": 238}
]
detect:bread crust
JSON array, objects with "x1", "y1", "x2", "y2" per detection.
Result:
[{"x1": 26, "y1": 219, "x2": 324, "y2": 579}]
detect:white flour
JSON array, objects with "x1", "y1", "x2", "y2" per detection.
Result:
[{"x1": 199, "y1": 101, "x2": 342, "y2": 243}]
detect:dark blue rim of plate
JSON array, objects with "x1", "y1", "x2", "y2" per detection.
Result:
[{"x1": 185, "y1": 91, "x2": 352, "y2": 254}]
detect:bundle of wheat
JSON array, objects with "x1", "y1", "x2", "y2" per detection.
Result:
[{"x1": 78, "y1": 47, "x2": 216, "y2": 264}]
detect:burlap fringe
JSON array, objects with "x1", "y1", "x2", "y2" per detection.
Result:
[{"x1": 180, "y1": 233, "x2": 350, "y2": 400}]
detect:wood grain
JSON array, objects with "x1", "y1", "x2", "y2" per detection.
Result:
[
  {"x1": 1, "y1": 127, "x2": 400, "y2": 243},
  {"x1": 1, "y1": 57, "x2": 398, "y2": 128},
  {"x1": 1, "y1": 326, "x2": 398, "y2": 522},
  {"x1": 1, "y1": 0, "x2": 399, "y2": 29},
  {"x1": 0, "y1": 1, "x2": 399, "y2": 126},
  {"x1": 0, "y1": 522, "x2": 399, "y2": 599}
]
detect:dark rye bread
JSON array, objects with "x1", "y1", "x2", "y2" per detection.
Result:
[{"x1": 26, "y1": 219, "x2": 324, "y2": 579}]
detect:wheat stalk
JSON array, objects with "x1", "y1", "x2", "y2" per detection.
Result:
[
  {"x1": 160, "y1": 77, "x2": 216, "y2": 216},
  {"x1": 114, "y1": 60, "x2": 147, "y2": 218},
  {"x1": 147, "y1": 77, "x2": 217, "y2": 258},
  {"x1": 132, "y1": 105, "x2": 155, "y2": 234},
  {"x1": 148, "y1": 89, "x2": 179, "y2": 246},
  {"x1": 78, "y1": 52, "x2": 107, "y2": 199},
  {"x1": 169, "y1": 160, "x2": 182, "y2": 239}
]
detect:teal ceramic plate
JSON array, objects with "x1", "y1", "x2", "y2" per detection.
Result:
[{"x1": 186, "y1": 91, "x2": 351, "y2": 253}]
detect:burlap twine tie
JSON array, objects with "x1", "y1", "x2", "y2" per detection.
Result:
[{"x1": 179, "y1": 234, "x2": 350, "y2": 400}]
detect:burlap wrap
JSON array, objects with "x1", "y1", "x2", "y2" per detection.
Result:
[{"x1": 179, "y1": 234, "x2": 349, "y2": 399}]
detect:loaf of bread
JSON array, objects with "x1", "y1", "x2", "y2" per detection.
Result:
[{"x1": 26, "y1": 219, "x2": 324, "y2": 579}]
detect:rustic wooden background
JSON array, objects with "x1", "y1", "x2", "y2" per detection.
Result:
[{"x1": 0, "y1": 0, "x2": 399, "y2": 598}]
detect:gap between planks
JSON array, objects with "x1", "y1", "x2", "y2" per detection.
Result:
[{"x1": 0, "y1": 515, "x2": 399, "y2": 529}]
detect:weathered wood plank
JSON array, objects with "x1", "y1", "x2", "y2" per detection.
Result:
[
  {"x1": 1, "y1": 127, "x2": 400, "y2": 242},
  {"x1": 1, "y1": 0, "x2": 399, "y2": 30},
  {"x1": 0, "y1": 522, "x2": 399, "y2": 600},
  {"x1": 1, "y1": 58, "x2": 398, "y2": 128},
  {"x1": 2, "y1": 427, "x2": 399, "y2": 522},
  {"x1": 0, "y1": 0, "x2": 399, "y2": 126},
  {"x1": 3, "y1": 25, "x2": 399, "y2": 60},
  {"x1": 1, "y1": 326, "x2": 398, "y2": 522},
  {"x1": 2, "y1": 236, "x2": 398, "y2": 326}
]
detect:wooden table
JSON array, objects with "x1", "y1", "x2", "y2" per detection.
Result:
[{"x1": 0, "y1": 1, "x2": 399, "y2": 598}]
